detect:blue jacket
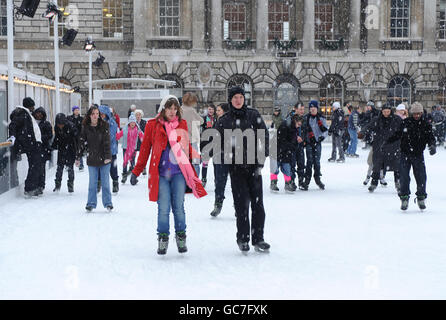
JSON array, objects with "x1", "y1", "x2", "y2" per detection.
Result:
[{"x1": 98, "y1": 105, "x2": 118, "y2": 156}]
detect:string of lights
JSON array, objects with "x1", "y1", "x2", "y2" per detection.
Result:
[{"x1": 0, "y1": 74, "x2": 75, "y2": 93}]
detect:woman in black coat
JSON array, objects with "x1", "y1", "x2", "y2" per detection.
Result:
[
  {"x1": 360, "y1": 104, "x2": 402, "y2": 192},
  {"x1": 33, "y1": 107, "x2": 53, "y2": 195}
]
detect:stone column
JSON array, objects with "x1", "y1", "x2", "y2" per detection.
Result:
[
  {"x1": 133, "y1": 0, "x2": 146, "y2": 50},
  {"x1": 350, "y1": 0, "x2": 361, "y2": 50},
  {"x1": 192, "y1": 0, "x2": 205, "y2": 50},
  {"x1": 211, "y1": 0, "x2": 223, "y2": 51},
  {"x1": 256, "y1": 0, "x2": 269, "y2": 52},
  {"x1": 303, "y1": 0, "x2": 315, "y2": 52},
  {"x1": 365, "y1": 0, "x2": 382, "y2": 52},
  {"x1": 424, "y1": 0, "x2": 437, "y2": 52}
]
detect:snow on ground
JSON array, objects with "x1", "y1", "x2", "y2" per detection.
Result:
[{"x1": 1, "y1": 143, "x2": 446, "y2": 299}]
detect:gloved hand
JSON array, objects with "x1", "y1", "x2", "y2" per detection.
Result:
[
  {"x1": 317, "y1": 136, "x2": 325, "y2": 143},
  {"x1": 429, "y1": 145, "x2": 436, "y2": 156},
  {"x1": 130, "y1": 173, "x2": 138, "y2": 185},
  {"x1": 7, "y1": 136, "x2": 15, "y2": 146}
]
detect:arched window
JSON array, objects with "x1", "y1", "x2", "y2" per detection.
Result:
[
  {"x1": 227, "y1": 74, "x2": 253, "y2": 108},
  {"x1": 319, "y1": 74, "x2": 344, "y2": 119},
  {"x1": 274, "y1": 74, "x2": 300, "y2": 117},
  {"x1": 438, "y1": 78, "x2": 446, "y2": 108},
  {"x1": 387, "y1": 75, "x2": 412, "y2": 107}
]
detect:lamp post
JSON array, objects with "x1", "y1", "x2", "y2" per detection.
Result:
[
  {"x1": 7, "y1": 0, "x2": 14, "y2": 112},
  {"x1": 53, "y1": 13, "x2": 61, "y2": 114},
  {"x1": 84, "y1": 38, "x2": 95, "y2": 107}
]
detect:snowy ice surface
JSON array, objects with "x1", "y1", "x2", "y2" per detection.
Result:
[{"x1": 1, "y1": 143, "x2": 446, "y2": 299}]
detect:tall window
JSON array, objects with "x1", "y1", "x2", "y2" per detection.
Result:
[
  {"x1": 227, "y1": 75, "x2": 252, "y2": 108},
  {"x1": 319, "y1": 74, "x2": 344, "y2": 119},
  {"x1": 223, "y1": 3, "x2": 246, "y2": 40},
  {"x1": 390, "y1": 0, "x2": 410, "y2": 38},
  {"x1": 102, "y1": 0, "x2": 123, "y2": 38},
  {"x1": 0, "y1": 0, "x2": 7, "y2": 36},
  {"x1": 440, "y1": 0, "x2": 446, "y2": 39},
  {"x1": 388, "y1": 76, "x2": 412, "y2": 107},
  {"x1": 315, "y1": 0, "x2": 334, "y2": 40},
  {"x1": 159, "y1": 0, "x2": 180, "y2": 37},
  {"x1": 268, "y1": 0, "x2": 290, "y2": 40},
  {"x1": 49, "y1": 0, "x2": 69, "y2": 37}
]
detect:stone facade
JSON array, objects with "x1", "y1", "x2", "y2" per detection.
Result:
[{"x1": 2, "y1": 0, "x2": 446, "y2": 118}]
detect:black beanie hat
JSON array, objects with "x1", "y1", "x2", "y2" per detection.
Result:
[
  {"x1": 23, "y1": 97, "x2": 35, "y2": 109},
  {"x1": 55, "y1": 113, "x2": 67, "y2": 125},
  {"x1": 381, "y1": 103, "x2": 392, "y2": 110},
  {"x1": 228, "y1": 86, "x2": 245, "y2": 103}
]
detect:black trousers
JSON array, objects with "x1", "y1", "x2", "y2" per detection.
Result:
[
  {"x1": 399, "y1": 153, "x2": 427, "y2": 198},
  {"x1": 37, "y1": 159, "x2": 47, "y2": 190},
  {"x1": 24, "y1": 147, "x2": 42, "y2": 192},
  {"x1": 55, "y1": 163, "x2": 74, "y2": 183},
  {"x1": 229, "y1": 166, "x2": 266, "y2": 245},
  {"x1": 214, "y1": 163, "x2": 229, "y2": 203}
]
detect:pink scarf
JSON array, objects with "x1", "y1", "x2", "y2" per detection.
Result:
[{"x1": 158, "y1": 116, "x2": 205, "y2": 199}]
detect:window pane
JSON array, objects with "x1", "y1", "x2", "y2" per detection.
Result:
[{"x1": 103, "y1": 0, "x2": 123, "y2": 38}]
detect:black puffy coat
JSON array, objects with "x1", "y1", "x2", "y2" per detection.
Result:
[
  {"x1": 136, "y1": 119, "x2": 146, "y2": 151},
  {"x1": 361, "y1": 112, "x2": 402, "y2": 171},
  {"x1": 8, "y1": 107, "x2": 40, "y2": 154},
  {"x1": 52, "y1": 114, "x2": 78, "y2": 165},
  {"x1": 328, "y1": 108, "x2": 345, "y2": 136},
  {"x1": 214, "y1": 105, "x2": 269, "y2": 167},
  {"x1": 67, "y1": 114, "x2": 84, "y2": 139},
  {"x1": 33, "y1": 107, "x2": 53, "y2": 161},
  {"x1": 277, "y1": 119, "x2": 300, "y2": 163},
  {"x1": 388, "y1": 116, "x2": 436, "y2": 156},
  {"x1": 78, "y1": 120, "x2": 111, "y2": 167}
]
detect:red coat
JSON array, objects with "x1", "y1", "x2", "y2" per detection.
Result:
[{"x1": 132, "y1": 117, "x2": 200, "y2": 202}]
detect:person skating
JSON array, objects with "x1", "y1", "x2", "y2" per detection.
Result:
[
  {"x1": 346, "y1": 104, "x2": 360, "y2": 157},
  {"x1": 134, "y1": 109, "x2": 147, "y2": 175},
  {"x1": 210, "y1": 103, "x2": 231, "y2": 217},
  {"x1": 200, "y1": 104, "x2": 217, "y2": 188},
  {"x1": 131, "y1": 95, "x2": 207, "y2": 255},
  {"x1": 33, "y1": 107, "x2": 53, "y2": 195},
  {"x1": 214, "y1": 86, "x2": 270, "y2": 253},
  {"x1": 98, "y1": 105, "x2": 120, "y2": 194},
  {"x1": 289, "y1": 102, "x2": 306, "y2": 190},
  {"x1": 7, "y1": 97, "x2": 42, "y2": 198},
  {"x1": 328, "y1": 102, "x2": 345, "y2": 163},
  {"x1": 67, "y1": 106, "x2": 84, "y2": 171},
  {"x1": 76, "y1": 106, "x2": 113, "y2": 212},
  {"x1": 387, "y1": 102, "x2": 436, "y2": 211},
  {"x1": 359, "y1": 103, "x2": 402, "y2": 193},
  {"x1": 273, "y1": 114, "x2": 304, "y2": 193},
  {"x1": 300, "y1": 100, "x2": 328, "y2": 191},
  {"x1": 116, "y1": 113, "x2": 144, "y2": 184},
  {"x1": 51, "y1": 113, "x2": 78, "y2": 193}
]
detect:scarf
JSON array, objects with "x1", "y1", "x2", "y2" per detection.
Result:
[
  {"x1": 18, "y1": 106, "x2": 41, "y2": 143},
  {"x1": 158, "y1": 116, "x2": 207, "y2": 199},
  {"x1": 307, "y1": 113, "x2": 327, "y2": 145}
]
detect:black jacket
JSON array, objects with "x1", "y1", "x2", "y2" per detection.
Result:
[
  {"x1": 8, "y1": 107, "x2": 40, "y2": 154},
  {"x1": 67, "y1": 114, "x2": 84, "y2": 139},
  {"x1": 78, "y1": 120, "x2": 111, "y2": 167},
  {"x1": 388, "y1": 117, "x2": 436, "y2": 156},
  {"x1": 52, "y1": 115, "x2": 78, "y2": 165},
  {"x1": 329, "y1": 108, "x2": 345, "y2": 136},
  {"x1": 214, "y1": 105, "x2": 269, "y2": 168},
  {"x1": 361, "y1": 112, "x2": 402, "y2": 171},
  {"x1": 33, "y1": 107, "x2": 53, "y2": 161},
  {"x1": 277, "y1": 119, "x2": 302, "y2": 163},
  {"x1": 136, "y1": 119, "x2": 147, "y2": 151}
]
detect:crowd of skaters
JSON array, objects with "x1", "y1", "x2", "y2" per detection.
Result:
[{"x1": 6, "y1": 89, "x2": 443, "y2": 254}]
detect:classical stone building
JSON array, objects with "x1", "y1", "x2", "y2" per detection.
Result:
[{"x1": 1, "y1": 0, "x2": 446, "y2": 119}]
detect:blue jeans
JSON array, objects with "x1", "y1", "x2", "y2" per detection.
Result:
[
  {"x1": 270, "y1": 160, "x2": 292, "y2": 178},
  {"x1": 157, "y1": 173, "x2": 187, "y2": 235},
  {"x1": 347, "y1": 128, "x2": 358, "y2": 155},
  {"x1": 87, "y1": 164, "x2": 112, "y2": 208},
  {"x1": 214, "y1": 163, "x2": 229, "y2": 203}
]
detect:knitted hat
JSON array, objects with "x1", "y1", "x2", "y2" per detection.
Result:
[
  {"x1": 410, "y1": 102, "x2": 424, "y2": 114},
  {"x1": 55, "y1": 113, "x2": 67, "y2": 125},
  {"x1": 128, "y1": 112, "x2": 137, "y2": 124},
  {"x1": 274, "y1": 106, "x2": 281, "y2": 112},
  {"x1": 396, "y1": 104, "x2": 406, "y2": 111},
  {"x1": 72, "y1": 105, "x2": 80, "y2": 112},
  {"x1": 367, "y1": 100, "x2": 375, "y2": 107},
  {"x1": 23, "y1": 97, "x2": 35, "y2": 109},
  {"x1": 228, "y1": 86, "x2": 245, "y2": 103},
  {"x1": 309, "y1": 100, "x2": 319, "y2": 109},
  {"x1": 381, "y1": 103, "x2": 392, "y2": 110},
  {"x1": 332, "y1": 101, "x2": 341, "y2": 110},
  {"x1": 158, "y1": 95, "x2": 180, "y2": 113}
]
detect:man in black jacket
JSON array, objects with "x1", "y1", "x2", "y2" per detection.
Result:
[
  {"x1": 67, "y1": 106, "x2": 84, "y2": 171},
  {"x1": 328, "y1": 101, "x2": 345, "y2": 162},
  {"x1": 52, "y1": 113, "x2": 78, "y2": 193},
  {"x1": 214, "y1": 86, "x2": 270, "y2": 253},
  {"x1": 33, "y1": 107, "x2": 53, "y2": 195},
  {"x1": 8, "y1": 97, "x2": 42, "y2": 197},
  {"x1": 387, "y1": 102, "x2": 436, "y2": 211}
]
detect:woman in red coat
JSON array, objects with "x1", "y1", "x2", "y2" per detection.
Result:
[{"x1": 131, "y1": 95, "x2": 206, "y2": 255}]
